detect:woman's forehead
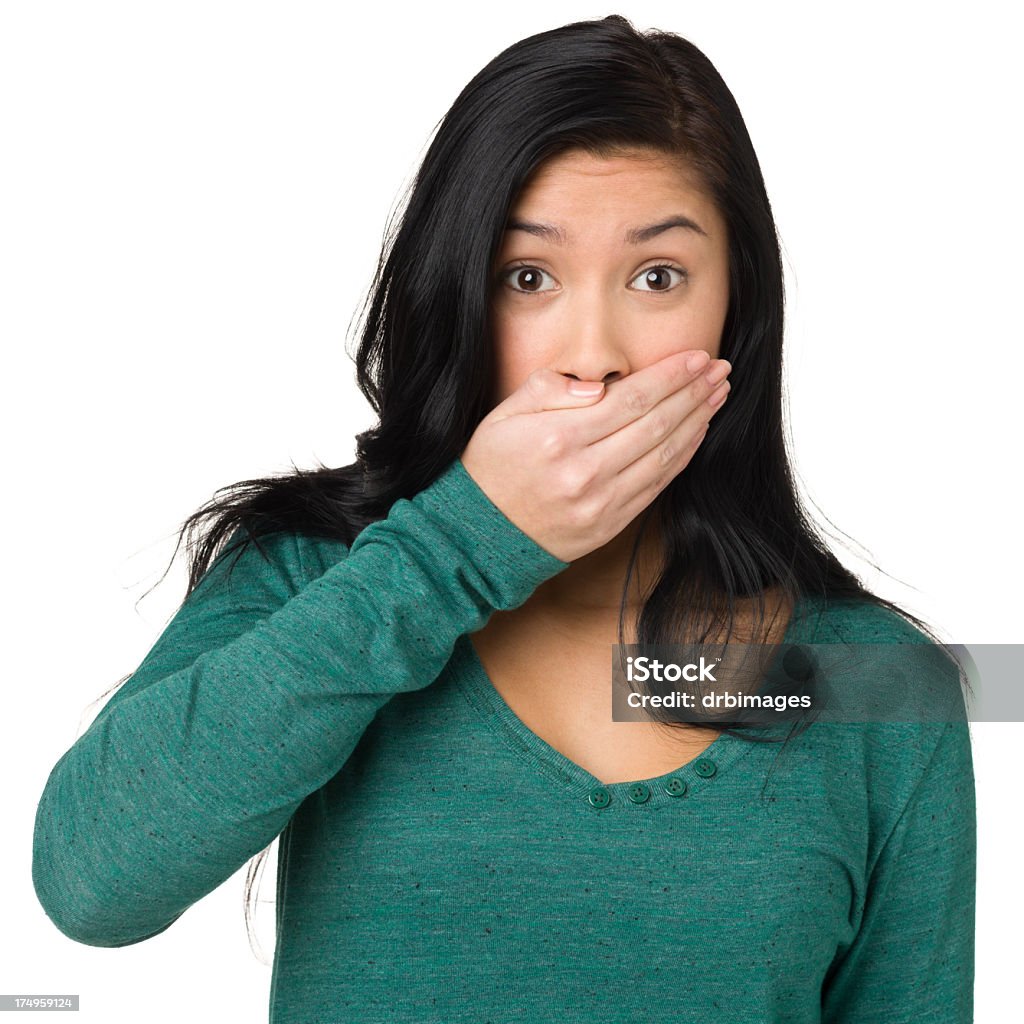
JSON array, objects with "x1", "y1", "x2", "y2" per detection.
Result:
[{"x1": 505, "y1": 150, "x2": 721, "y2": 244}]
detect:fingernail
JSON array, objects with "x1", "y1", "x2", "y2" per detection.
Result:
[
  {"x1": 686, "y1": 351, "x2": 710, "y2": 373},
  {"x1": 568, "y1": 381, "x2": 604, "y2": 396},
  {"x1": 705, "y1": 360, "x2": 731, "y2": 385}
]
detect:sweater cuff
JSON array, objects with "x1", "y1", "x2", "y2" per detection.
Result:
[{"x1": 411, "y1": 458, "x2": 570, "y2": 606}]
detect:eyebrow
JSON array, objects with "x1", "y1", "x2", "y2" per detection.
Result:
[{"x1": 504, "y1": 214, "x2": 709, "y2": 245}]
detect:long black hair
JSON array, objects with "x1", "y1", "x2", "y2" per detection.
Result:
[{"x1": 93, "y1": 13, "x2": 962, "y2": 963}]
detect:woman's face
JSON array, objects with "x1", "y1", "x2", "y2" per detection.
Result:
[{"x1": 489, "y1": 147, "x2": 731, "y2": 406}]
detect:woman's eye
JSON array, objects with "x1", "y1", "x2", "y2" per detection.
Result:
[
  {"x1": 502, "y1": 265, "x2": 556, "y2": 294},
  {"x1": 630, "y1": 265, "x2": 687, "y2": 293},
  {"x1": 500, "y1": 263, "x2": 687, "y2": 295}
]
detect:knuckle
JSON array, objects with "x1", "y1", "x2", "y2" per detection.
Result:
[
  {"x1": 665, "y1": 362, "x2": 689, "y2": 396},
  {"x1": 571, "y1": 495, "x2": 605, "y2": 529},
  {"x1": 649, "y1": 413, "x2": 671, "y2": 441},
  {"x1": 650, "y1": 469, "x2": 670, "y2": 495},
  {"x1": 689, "y1": 376, "x2": 708, "y2": 402},
  {"x1": 560, "y1": 461, "x2": 595, "y2": 498},
  {"x1": 622, "y1": 382, "x2": 651, "y2": 415},
  {"x1": 525, "y1": 368, "x2": 548, "y2": 398},
  {"x1": 539, "y1": 430, "x2": 566, "y2": 459},
  {"x1": 658, "y1": 440, "x2": 676, "y2": 467}
]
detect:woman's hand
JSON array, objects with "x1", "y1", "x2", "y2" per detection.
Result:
[{"x1": 460, "y1": 350, "x2": 731, "y2": 562}]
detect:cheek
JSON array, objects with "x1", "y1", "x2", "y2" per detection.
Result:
[
  {"x1": 632, "y1": 306, "x2": 726, "y2": 367},
  {"x1": 491, "y1": 314, "x2": 548, "y2": 399}
]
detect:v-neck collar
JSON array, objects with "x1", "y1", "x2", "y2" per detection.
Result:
[{"x1": 453, "y1": 593, "x2": 826, "y2": 806}]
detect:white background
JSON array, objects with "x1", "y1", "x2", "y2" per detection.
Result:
[{"x1": 2, "y1": 1, "x2": 1020, "y2": 1020}]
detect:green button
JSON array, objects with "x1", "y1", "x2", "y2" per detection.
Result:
[
  {"x1": 588, "y1": 787, "x2": 611, "y2": 809},
  {"x1": 694, "y1": 758, "x2": 717, "y2": 778},
  {"x1": 627, "y1": 783, "x2": 651, "y2": 804},
  {"x1": 663, "y1": 776, "x2": 687, "y2": 797}
]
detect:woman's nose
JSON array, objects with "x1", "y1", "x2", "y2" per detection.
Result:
[
  {"x1": 552, "y1": 298, "x2": 631, "y2": 384},
  {"x1": 561, "y1": 367, "x2": 624, "y2": 384}
]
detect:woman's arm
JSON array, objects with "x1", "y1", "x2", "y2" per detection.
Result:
[
  {"x1": 820, "y1": 714, "x2": 977, "y2": 1023},
  {"x1": 32, "y1": 458, "x2": 568, "y2": 948}
]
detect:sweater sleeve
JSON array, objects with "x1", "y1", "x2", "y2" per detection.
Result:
[
  {"x1": 32, "y1": 458, "x2": 568, "y2": 948},
  {"x1": 820, "y1": 713, "x2": 977, "y2": 1023}
]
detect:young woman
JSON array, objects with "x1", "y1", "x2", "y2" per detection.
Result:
[{"x1": 32, "y1": 14, "x2": 975, "y2": 1023}]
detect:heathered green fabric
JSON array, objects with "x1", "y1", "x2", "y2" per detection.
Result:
[{"x1": 33, "y1": 458, "x2": 975, "y2": 1023}]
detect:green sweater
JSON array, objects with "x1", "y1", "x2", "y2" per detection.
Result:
[{"x1": 32, "y1": 458, "x2": 976, "y2": 1023}]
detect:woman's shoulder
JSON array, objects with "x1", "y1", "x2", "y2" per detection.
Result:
[
  {"x1": 800, "y1": 593, "x2": 938, "y2": 647},
  {"x1": 796, "y1": 592, "x2": 970, "y2": 770}
]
